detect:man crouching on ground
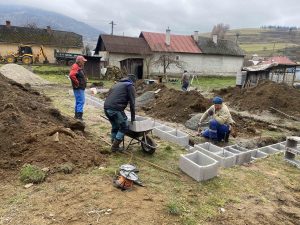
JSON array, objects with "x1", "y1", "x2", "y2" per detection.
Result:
[
  {"x1": 198, "y1": 96, "x2": 235, "y2": 143},
  {"x1": 104, "y1": 74, "x2": 136, "y2": 152}
]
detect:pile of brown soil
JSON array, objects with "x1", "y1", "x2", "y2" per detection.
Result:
[
  {"x1": 0, "y1": 74, "x2": 105, "y2": 175},
  {"x1": 135, "y1": 80, "x2": 167, "y2": 96},
  {"x1": 216, "y1": 80, "x2": 300, "y2": 116},
  {"x1": 142, "y1": 88, "x2": 210, "y2": 123}
]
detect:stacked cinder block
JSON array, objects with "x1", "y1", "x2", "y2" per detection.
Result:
[
  {"x1": 179, "y1": 151, "x2": 219, "y2": 181},
  {"x1": 191, "y1": 143, "x2": 236, "y2": 168},
  {"x1": 284, "y1": 136, "x2": 300, "y2": 168}
]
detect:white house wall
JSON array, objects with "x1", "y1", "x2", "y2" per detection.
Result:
[
  {"x1": 104, "y1": 51, "x2": 244, "y2": 77},
  {"x1": 150, "y1": 53, "x2": 244, "y2": 77}
]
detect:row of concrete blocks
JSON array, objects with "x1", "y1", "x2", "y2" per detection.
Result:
[
  {"x1": 84, "y1": 94, "x2": 190, "y2": 147},
  {"x1": 179, "y1": 141, "x2": 286, "y2": 182}
]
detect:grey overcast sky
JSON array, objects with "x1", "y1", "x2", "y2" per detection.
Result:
[{"x1": 4, "y1": 0, "x2": 300, "y2": 36}]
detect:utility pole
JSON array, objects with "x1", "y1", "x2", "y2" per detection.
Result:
[{"x1": 109, "y1": 21, "x2": 116, "y2": 35}]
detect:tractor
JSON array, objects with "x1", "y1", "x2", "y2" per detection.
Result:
[{"x1": 5, "y1": 45, "x2": 48, "y2": 65}]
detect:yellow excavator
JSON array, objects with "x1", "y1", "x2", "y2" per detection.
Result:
[{"x1": 5, "y1": 45, "x2": 49, "y2": 65}]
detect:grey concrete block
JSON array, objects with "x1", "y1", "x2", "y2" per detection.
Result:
[
  {"x1": 85, "y1": 96, "x2": 104, "y2": 108},
  {"x1": 194, "y1": 146, "x2": 236, "y2": 168},
  {"x1": 251, "y1": 150, "x2": 268, "y2": 160},
  {"x1": 196, "y1": 142, "x2": 223, "y2": 154},
  {"x1": 128, "y1": 116, "x2": 154, "y2": 132},
  {"x1": 179, "y1": 151, "x2": 219, "y2": 181},
  {"x1": 256, "y1": 146, "x2": 280, "y2": 155},
  {"x1": 166, "y1": 130, "x2": 189, "y2": 147},
  {"x1": 152, "y1": 125, "x2": 174, "y2": 139},
  {"x1": 284, "y1": 136, "x2": 300, "y2": 168},
  {"x1": 153, "y1": 126, "x2": 189, "y2": 147},
  {"x1": 152, "y1": 121, "x2": 163, "y2": 128},
  {"x1": 268, "y1": 143, "x2": 285, "y2": 152},
  {"x1": 223, "y1": 146, "x2": 252, "y2": 165}
]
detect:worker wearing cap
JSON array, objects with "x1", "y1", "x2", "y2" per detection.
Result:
[
  {"x1": 198, "y1": 96, "x2": 234, "y2": 142},
  {"x1": 181, "y1": 70, "x2": 190, "y2": 91},
  {"x1": 69, "y1": 55, "x2": 87, "y2": 120},
  {"x1": 104, "y1": 74, "x2": 136, "y2": 152}
]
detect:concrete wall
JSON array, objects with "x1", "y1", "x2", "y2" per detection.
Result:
[
  {"x1": 0, "y1": 43, "x2": 82, "y2": 63},
  {"x1": 150, "y1": 53, "x2": 244, "y2": 77}
]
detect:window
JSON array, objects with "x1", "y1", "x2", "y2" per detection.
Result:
[{"x1": 175, "y1": 55, "x2": 180, "y2": 61}]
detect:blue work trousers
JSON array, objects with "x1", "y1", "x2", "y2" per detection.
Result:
[
  {"x1": 104, "y1": 109, "x2": 128, "y2": 142},
  {"x1": 202, "y1": 119, "x2": 230, "y2": 142},
  {"x1": 73, "y1": 89, "x2": 85, "y2": 113}
]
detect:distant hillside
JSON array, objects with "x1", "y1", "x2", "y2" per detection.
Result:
[
  {"x1": 0, "y1": 5, "x2": 104, "y2": 46},
  {"x1": 225, "y1": 28, "x2": 300, "y2": 62}
]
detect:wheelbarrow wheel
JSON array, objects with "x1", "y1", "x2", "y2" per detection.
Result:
[{"x1": 141, "y1": 135, "x2": 156, "y2": 154}]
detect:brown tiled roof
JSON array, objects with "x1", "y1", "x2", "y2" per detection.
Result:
[
  {"x1": 94, "y1": 34, "x2": 151, "y2": 55},
  {"x1": 0, "y1": 25, "x2": 83, "y2": 48},
  {"x1": 140, "y1": 31, "x2": 201, "y2": 53},
  {"x1": 197, "y1": 36, "x2": 244, "y2": 56}
]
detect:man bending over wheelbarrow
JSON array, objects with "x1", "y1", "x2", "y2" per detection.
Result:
[
  {"x1": 198, "y1": 96, "x2": 235, "y2": 143},
  {"x1": 104, "y1": 74, "x2": 136, "y2": 152}
]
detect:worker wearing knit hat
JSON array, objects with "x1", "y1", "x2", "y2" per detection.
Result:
[{"x1": 198, "y1": 96, "x2": 234, "y2": 142}]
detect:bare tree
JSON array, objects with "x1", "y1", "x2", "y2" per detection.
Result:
[
  {"x1": 82, "y1": 44, "x2": 92, "y2": 55},
  {"x1": 153, "y1": 53, "x2": 186, "y2": 80},
  {"x1": 211, "y1": 23, "x2": 230, "y2": 39},
  {"x1": 139, "y1": 48, "x2": 155, "y2": 79}
]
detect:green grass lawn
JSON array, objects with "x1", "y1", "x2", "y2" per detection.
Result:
[
  {"x1": 240, "y1": 42, "x2": 299, "y2": 53},
  {"x1": 166, "y1": 76, "x2": 236, "y2": 91}
]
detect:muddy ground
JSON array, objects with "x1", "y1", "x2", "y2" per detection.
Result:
[
  {"x1": 1, "y1": 66, "x2": 300, "y2": 225},
  {"x1": 0, "y1": 73, "x2": 105, "y2": 180}
]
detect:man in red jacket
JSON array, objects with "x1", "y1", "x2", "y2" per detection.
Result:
[{"x1": 69, "y1": 55, "x2": 87, "y2": 120}]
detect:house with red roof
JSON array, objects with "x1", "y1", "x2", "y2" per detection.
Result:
[{"x1": 94, "y1": 29, "x2": 245, "y2": 79}]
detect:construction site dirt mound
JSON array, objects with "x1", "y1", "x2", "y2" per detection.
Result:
[
  {"x1": 135, "y1": 80, "x2": 167, "y2": 96},
  {"x1": 216, "y1": 80, "x2": 300, "y2": 116},
  {"x1": 0, "y1": 74, "x2": 104, "y2": 177},
  {"x1": 142, "y1": 88, "x2": 210, "y2": 123}
]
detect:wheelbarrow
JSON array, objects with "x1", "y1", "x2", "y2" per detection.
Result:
[{"x1": 123, "y1": 128, "x2": 157, "y2": 154}]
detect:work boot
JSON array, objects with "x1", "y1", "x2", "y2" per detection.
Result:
[
  {"x1": 74, "y1": 112, "x2": 79, "y2": 119},
  {"x1": 224, "y1": 131, "x2": 231, "y2": 143},
  {"x1": 77, "y1": 112, "x2": 83, "y2": 121},
  {"x1": 111, "y1": 139, "x2": 124, "y2": 152}
]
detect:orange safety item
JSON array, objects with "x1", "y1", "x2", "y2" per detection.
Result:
[{"x1": 114, "y1": 175, "x2": 134, "y2": 190}]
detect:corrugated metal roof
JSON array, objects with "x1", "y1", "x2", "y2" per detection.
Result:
[
  {"x1": 0, "y1": 25, "x2": 83, "y2": 48},
  {"x1": 140, "y1": 31, "x2": 201, "y2": 54},
  {"x1": 94, "y1": 34, "x2": 151, "y2": 55},
  {"x1": 243, "y1": 63, "x2": 278, "y2": 72},
  {"x1": 262, "y1": 56, "x2": 296, "y2": 66}
]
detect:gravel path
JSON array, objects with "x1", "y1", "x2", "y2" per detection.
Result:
[{"x1": 0, "y1": 64, "x2": 50, "y2": 86}]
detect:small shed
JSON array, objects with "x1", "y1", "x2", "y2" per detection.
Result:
[
  {"x1": 242, "y1": 56, "x2": 297, "y2": 87},
  {"x1": 83, "y1": 55, "x2": 101, "y2": 80}
]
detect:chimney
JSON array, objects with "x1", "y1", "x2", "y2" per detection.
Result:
[
  {"x1": 46, "y1": 26, "x2": 52, "y2": 34},
  {"x1": 5, "y1": 20, "x2": 11, "y2": 28},
  {"x1": 212, "y1": 34, "x2": 218, "y2": 44},
  {"x1": 193, "y1": 31, "x2": 199, "y2": 42},
  {"x1": 165, "y1": 27, "x2": 171, "y2": 46}
]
